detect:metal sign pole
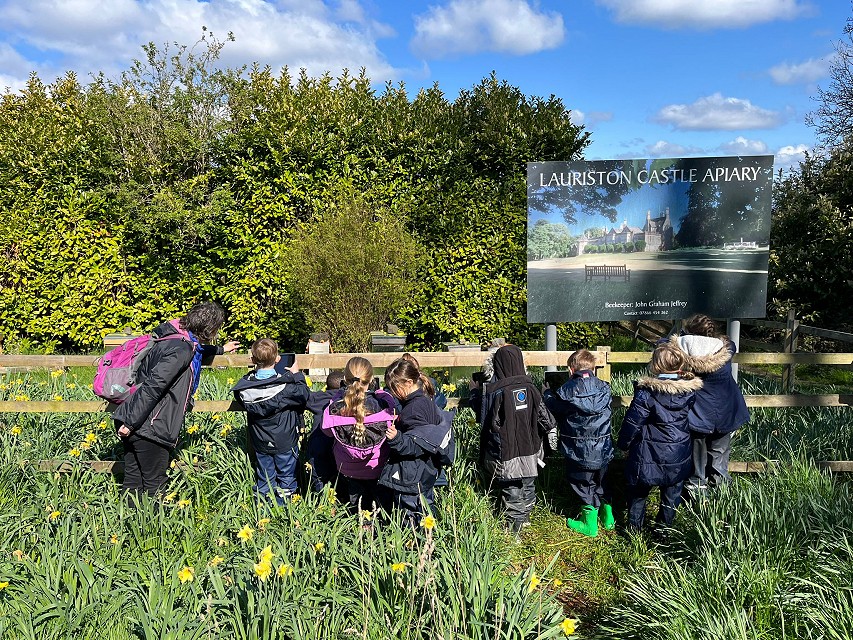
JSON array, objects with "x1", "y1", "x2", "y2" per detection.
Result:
[
  {"x1": 727, "y1": 318, "x2": 741, "y2": 382},
  {"x1": 545, "y1": 324, "x2": 558, "y2": 372}
]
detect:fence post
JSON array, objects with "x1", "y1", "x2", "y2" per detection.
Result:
[
  {"x1": 595, "y1": 345, "x2": 611, "y2": 383},
  {"x1": 781, "y1": 309, "x2": 799, "y2": 394}
]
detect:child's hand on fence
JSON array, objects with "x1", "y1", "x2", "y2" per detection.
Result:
[
  {"x1": 286, "y1": 359, "x2": 300, "y2": 373},
  {"x1": 223, "y1": 341, "x2": 241, "y2": 353},
  {"x1": 386, "y1": 422, "x2": 398, "y2": 440}
]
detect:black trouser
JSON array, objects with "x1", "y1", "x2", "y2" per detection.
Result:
[
  {"x1": 686, "y1": 432, "x2": 733, "y2": 491},
  {"x1": 345, "y1": 477, "x2": 379, "y2": 513},
  {"x1": 627, "y1": 481, "x2": 684, "y2": 530},
  {"x1": 377, "y1": 486, "x2": 434, "y2": 526},
  {"x1": 122, "y1": 433, "x2": 171, "y2": 498},
  {"x1": 566, "y1": 463, "x2": 610, "y2": 508},
  {"x1": 497, "y1": 477, "x2": 536, "y2": 527}
]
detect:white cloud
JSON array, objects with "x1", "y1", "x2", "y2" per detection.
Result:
[
  {"x1": 769, "y1": 55, "x2": 833, "y2": 85},
  {"x1": 644, "y1": 140, "x2": 703, "y2": 157},
  {"x1": 411, "y1": 0, "x2": 564, "y2": 58},
  {"x1": 597, "y1": 0, "x2": 810, "y2": 29},
  {"x1": 719, "y1": 136, "x2": 770, "y2": 155},
  {"x1": 569, "y1": 109, "x2": 585, "y2": 126},
  {"x1": 0, "y1": 0, "x2": 397, "y2": 87},
  {"x1": 654, "y1": 93, "x2": 782, "y2": 131},
  {"x1": 775, "y1": 143, "x2": 810, "y2": 170}
]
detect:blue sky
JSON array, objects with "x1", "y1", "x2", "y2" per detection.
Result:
[{"x1": 0, "y1": 0, "x2": 848, "y2": 169}]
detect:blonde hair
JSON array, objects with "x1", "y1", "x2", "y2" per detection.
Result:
[
  {"x1": 250, "y1": 338, "x2": 278, "y2": 368},
  {"x1": 341, "y1": 356, "x2": 373, "y2": 446},
  {"x1": 567, "y1": 349, "x2": 596, "y2": 372},
  {"x1": 400, "y1": 353, "x2": 436, "y2": 397},
  {"x1": 650, "y1": 344, "x2": 694, "y2": 379}
]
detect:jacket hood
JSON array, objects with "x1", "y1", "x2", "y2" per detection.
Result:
[
  {"x1": 556, "y1": 375, "x2": 611, "y2": 413},
  {"x1": 635, "y1": 375, "x2": 703, "y2": 395},
  {"x1": 493, "y1": 345, "x2": 526, "y2": 379},
  {"x1": 669, "y1": 335, "x2": 732, "y2": 374}
]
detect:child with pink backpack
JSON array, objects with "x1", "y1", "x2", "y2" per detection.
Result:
[{"x1": 321, "y1": 356, "x2": 396, "y2": 513}]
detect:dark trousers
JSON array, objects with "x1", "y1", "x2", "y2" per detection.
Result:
[
  {"x1": 566, "y1": 463, "x2": 610, "y2": 508},
  {"x1": 346, "y1": 477, "x2": 379, "y2": 513},
  {"x1": 254, "y1": 448, "x2": 298, "y2": 504},
  {"x1": 686, "y1": 432, "x2": 733, "y2": 491},
  {"x1": 122, "y1": 434, "x2": 171, "y2": 497},
  {"x1": 627, "y1": 481, "x2": 684, "y2": 530},
  {"x1": 497, "y1": 477, "x2": 536, "y2": 526},
  {"x1": 377, "y1": 486, "x2": 434, "y2": 525}
]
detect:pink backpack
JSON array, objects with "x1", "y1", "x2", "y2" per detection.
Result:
[{"x1": 93, "y1": 324, "x2": 191, "y2": 404}]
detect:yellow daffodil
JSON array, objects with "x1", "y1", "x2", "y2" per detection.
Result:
[
  {"x1": 237, "y1": 525, "x2": 254, "y2": 542},
  {"x1": 212, "y1": 414, "x2": 221, "y2": 421},
  {"x1": 52, "y1": 395, "x2": 63, "y2": 401},
  {"x1": 314, "y1": 542, "x2": 325, "y2": 553},
  {"x1": 163, "y1": 492, "x2": 177, "y2": 504},
  {"x1": 391, "y1": 563, "x2": 406, "y2": 573},
  {"x1": 12, "y1": 378, "x2": 22, "y2": 385},
  {"x1": 97, "y1": 420, "x2": 107, "y2": 430},
  {"x1": 39, "y1": 381, "x2": 47, "y2": 387},
  {"x1": 257, "y1": 518, "x2": 270, "y2": 530},
  {"x1": 51, "y1": 370, "x2": 63, "y2": 378},
  {"x1": 110, "y1": 534, "x2": 118, "y2": 545},
  {"x1": 277, "y1": 564, "x2": 294, "y2": 578},
  {"x1": 208, "y1": 556, "x2": 225, "y2": 567},
  {"x1": 361, "y1": 510, "x2": 373, "y2": 521},
  {"x1": 219, "y1": 427, "x2": 230, "y2": 437},
  {"x1": 528, "y1": 573, "x2": 541, "y2": 594},
  {"x1": 12, "y1": 550, "x2": 24, "y2": 560},
  {"x1": 177, "y1": 499, "x2": 191, "y2": 509},
  {"x1": 67, "y1": 383, "x2": 76, "y2": 389},
  {"x1": 217, "y1": 537, "x2": 229, "y2": 547},
  {"x1": 68, "y1": 448, "x2": 80, "y2": 457},
  {"x1": 560, "y1": 618, "x2": 579, "y2": 636},
  {"x1": 291, "y1": 494, "x2": 301, "y2": 504},
  {"x1": 226, "y1": 378, "x2": 234, "y2": 385},
  {"x1": 259, "y1": 546, "x2": 274, "y2": 563},
  {"x1": 10, "y1": 426, "x2": 21, "y2": 436},
  {"x1": 0, "y1": 581, "x2": 8, "y2": 589},
  {"x1": 553, "y1": 578, "x2": 563, "y2": 588},
  {"x1": 327, "y1": 492, "x2": 337, "y2": 505},
  {"x1": 254, "y1": 560, "x2": 272, "y2": 581},
  {"x1": 84, "y1": 432, "x2": 97, "y2": 444},
  {"x1": 49, "y1": 511, "x2": 61, "y2": 521},
  {"x1": 420, "y1": 515, "x2": 436, "y2": 530},
  {"x1": 177, "y1": 566, "x2": 195, "y2": 583},
  {"x1": 186, "y1": 425, "x2": 199, "y2": 434},
  {"x1": 14, "y1": 395, "x2": 30, "y2": 402},
  {"x1": 80, "y1": 442, "x2": 91, "y2": 451}
]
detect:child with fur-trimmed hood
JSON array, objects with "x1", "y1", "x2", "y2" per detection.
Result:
[
  {"x1": 669, "y1": 314, "x2": 749, "y2": 493},
  {"x1": 618, "y1": 344, "x2": 702, "y2": 531}
]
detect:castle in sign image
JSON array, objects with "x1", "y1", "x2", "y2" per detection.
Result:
[{"x1": 577, "y1": 208, "x2": 673, "y2": 255}]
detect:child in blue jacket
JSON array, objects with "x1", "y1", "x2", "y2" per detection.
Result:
[
  {"x1": 618, "y1": 344, "x2": 702, "y2": 531},
  {"x1": 232, "y1": 339, "x2": 309, "y2": 505},
  {"x1": 544, "y1": 349, "x2": 613, "y2": 537}
]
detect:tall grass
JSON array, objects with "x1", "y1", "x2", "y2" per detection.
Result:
[{"x1": 598, "y1": 462, "x2": 853, "y2": 639}]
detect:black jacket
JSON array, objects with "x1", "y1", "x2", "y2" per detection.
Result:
[
  {"x1": 232, "y1": 370, "x2": 310, "y2": 454},
  {"x1": 618, "y1": 375, "x2": 703, "y2": 486},
  {"x1": 379, "y1": 391, "x2": 454, "y2": 495},
  {"x1": 112, "y1": 321, "x2": 197, "y2": 448},
  {"x1": 543, "y1": 371, "x2": 613, "y2": 470}
]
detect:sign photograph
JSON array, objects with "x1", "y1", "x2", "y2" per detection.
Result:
[{"x1": 526, "y1": 156, "x2": 774, "y2": 323}]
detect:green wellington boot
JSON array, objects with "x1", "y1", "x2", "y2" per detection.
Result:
[
  {"x1": 567, "y1": 505, "x2": 599, "y2": 537},
  {"x1": 600, "y1": 503, "x2": 615, "y2": 531}
]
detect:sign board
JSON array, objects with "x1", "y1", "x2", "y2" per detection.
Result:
[{"x1": 526, "y1": 156, "x2": 773, "y2": 323}]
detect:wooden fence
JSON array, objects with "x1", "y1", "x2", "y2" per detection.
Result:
[{"x1": 2, "y1": 350, "x2": 851, "y2": 474}]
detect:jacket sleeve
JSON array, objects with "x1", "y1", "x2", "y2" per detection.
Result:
[
  {"x1": 244, "y1": 380, "x2": 310, "y2": 419},
  {"x1": 617, "y1": 389, "x2": 649, "y2": 451},
  {"x1": 387, "y1": 432, "x2": 429, "y2": 458},
  {"x1": 113, "y1": 343, "x2": 193, "y2": 431},
  {"x1": 536, "y1": 400, "x2": 558, "y2": 450},
  {"x1": 543, "y1": 389, "x2": 573, "y2": 420}
]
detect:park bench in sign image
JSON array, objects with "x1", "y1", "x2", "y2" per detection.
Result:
[{"x1": 585, "y1": 264, "x2": 631, "y2": 282}]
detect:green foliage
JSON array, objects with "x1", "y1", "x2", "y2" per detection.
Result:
[
  {"x1": 770, "y1": 148, "x2": 853, "y2": 329},
  {"x1": 0, "y1": 42, "x2": 588, "y2": 352},
  {"x1": 289, "y1": 192, "x2": 424, "y2": 352}
]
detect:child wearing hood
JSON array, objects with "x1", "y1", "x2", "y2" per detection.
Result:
[
  {"x1": 618, "y1": 343, "x2": 702, "y2": 531},
  {"x1": 543, "y1": 349, "x2": 614, "y2": 537},
  {"x1": 478, "y1": 344, "x2": 557, "y2": 534},
  {"x1": 670, "y1": 314, "x2": 749, "y2": 495}
]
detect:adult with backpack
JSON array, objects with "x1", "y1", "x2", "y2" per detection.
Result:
[{"x1": 110, "y1": 302, "x2": 238, "y2": 500}]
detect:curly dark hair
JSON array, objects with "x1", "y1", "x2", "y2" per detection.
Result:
[{"x1": 180, "y1": 302, "x2": 225, "y2": 344}]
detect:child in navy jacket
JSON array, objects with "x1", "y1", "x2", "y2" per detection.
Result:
[
  {"x1": 379, "y1": 357, "x2": 454, "y2": 523},
  {"x1": 618, "y1": 344, "x2": 702, "y2": 531},
  {"x1": 543, "y1": 349, "x2": 614, "y2": 537},
  {"x1": 232, "y1": 339, "x2": 309, "y2": 505}
]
